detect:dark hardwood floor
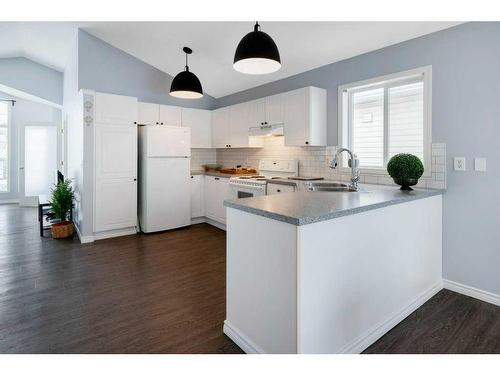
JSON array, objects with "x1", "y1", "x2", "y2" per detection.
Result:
[{"x1": 1, "y1": 204, "x2": 499, "y2": 354}]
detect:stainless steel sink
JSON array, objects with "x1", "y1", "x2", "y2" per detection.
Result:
[{"x1": 305, "y1": 182, "x2": 357, "y2": 192}]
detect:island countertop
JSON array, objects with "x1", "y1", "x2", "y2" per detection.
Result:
[{"x1": 224, "y1": 185, "x2": 444, "y2": 226}]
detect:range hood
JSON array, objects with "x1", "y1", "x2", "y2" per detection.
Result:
[{"x1": 249, "y1": 123, "x2": 284, "y2": 137}]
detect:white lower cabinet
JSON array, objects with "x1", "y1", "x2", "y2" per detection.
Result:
[
  {"x1": 267, "y1": 183, "x2": 296, "y2": 195},
  {"x1": 190, "y1": 174, "x2": 205, "y2": 218},
  {"x1": 204, "y1": 175, "x2": 230, "y2": 224}
]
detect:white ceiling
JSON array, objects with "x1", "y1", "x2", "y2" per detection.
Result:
[{"x1": 0, "y1": 22, "x2": 462, "y2": 98}]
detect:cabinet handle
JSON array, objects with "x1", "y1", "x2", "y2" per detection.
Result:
[
  {"x1": 215, "y1": 177, "x2": 220, "y2": 180},
  {"x1": 161, "y1": 122, "x2": 164, "y2": 125},
  {"x1": 191, "y1": 176, "x2": 194, "y2": 179},
  {"x1": 229, "y1": 145, "x2": 232, "y2": 148},
  {"x1": 133, "y1": 121, "x2": 137, "y2": 124},
  {"x1": 156, "y1": 122, "x2": 159, "y2": 125},
  {"x1": 277, "y1": 189, "x2": 281, "y2": 193},
  {"x1": 264, "y1": 121, "x2": 268, "y2": 125},
  {"x1": 305, "y1": 141, "x2": 309, "y2": 145}
]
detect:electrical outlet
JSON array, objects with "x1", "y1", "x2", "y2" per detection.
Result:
[
  {"x1": 474, "y1": 157, "x2": 487, "y2": 172},
  {"x1": 454, "y1": 157, "x2": 466, "y2": 171}
]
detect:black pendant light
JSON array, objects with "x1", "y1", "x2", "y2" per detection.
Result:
[
  {"x1": 170, "y1": 47, "x2": 203, "y2": 99},
  {"x1": 233, "y1": 22, "x2": 281, "y2": 75}
]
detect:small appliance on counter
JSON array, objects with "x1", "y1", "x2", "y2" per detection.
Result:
[{"x1": 229, "y1": 159, "x2": 299, "y2": 198}]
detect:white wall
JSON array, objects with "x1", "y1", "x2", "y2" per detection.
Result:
[{"x1": 0, "y1": 92, "x2": 61, "y2": 202}]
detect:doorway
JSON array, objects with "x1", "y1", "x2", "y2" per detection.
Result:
[{"x1": 19, "y1": 123, "x2": 57, "y2": 206}]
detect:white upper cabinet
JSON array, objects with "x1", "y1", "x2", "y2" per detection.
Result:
[
  {"x1": 95, "y1": 93, "x2": 137, "y2": 125},
  {"x1": 159, "y1": 104, "x2": 182, "y2": 126},
  {"x1": 212, "y1": 107, "x2": 230, "y2": 148},
  {"x1": 182, "y1": 108, "x2": 212, "y2": 148},
  {"x1": 265, "y1": 93, "x2": 286, "y2": 126},
  {"x1": 284, "y1": 87, "x2": 327, "y2": 146},
  {"x1": 228, "y1": 100, "x2": 264, "y2": 148},
  {"x1": 137, "y1": 102, "x2": 160, "y2": 125}
]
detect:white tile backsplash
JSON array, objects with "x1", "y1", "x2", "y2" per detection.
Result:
[
  {"x1": 213, "y1": 140, "x2": 447, "y2": 189},
  {"x1": 191, "y1": 148, "x2": 217, "y2": 171}
]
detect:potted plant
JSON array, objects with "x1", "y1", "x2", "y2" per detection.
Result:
[
  {"x1": 387, "y1": 153, "x2": 424, "y2": 191},
  {"x1": 49, "y1": 179, "x2": 75, "y2": 239}
]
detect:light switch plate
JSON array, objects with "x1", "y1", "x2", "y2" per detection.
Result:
[
  {"x1": 454, "y1": 157, "x2": 466, "y2": 171},
  {"x1": 474, "y1": 157, "x2": 487, "y2": 172}
]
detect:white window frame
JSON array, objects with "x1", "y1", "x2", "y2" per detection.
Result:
[
  {"x1": 338, "y1": 66, "x2": 432, "y2": 177},
  {"x1": 0, "y1": 102, "x2": 11, "y2": 194}
]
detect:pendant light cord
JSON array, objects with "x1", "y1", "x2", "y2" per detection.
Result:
[
  {"x1": 185, "y1": 52, "x2": 189, "y2": 72},
  {"x1": 254, "y1": 22, "x2": 260, "y2": 32}
]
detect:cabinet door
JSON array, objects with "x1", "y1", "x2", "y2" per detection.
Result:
[
  {"x1": 216, "y1": 177, "x2": 231, "y2": 224},
  {"x1": 266, "y1": 93, "x2": 285, "y2": 125},
  {"x1": 267, "y1": 183, "x2": 295, "y2": 195},
  {"x1": 95, "y1": 178, "x2": 137, "y2": 231},
  {"x1": 190, "y1": 175, "x2": 205, "y2": 218},
  {"x1": 212, "y1": 107, "x2": 230, "y2": 148},
  {"x1": 182, "y1": 108, "x2": 212, "y2": 148},
  {"x1": 95, "y1": 92, "x2": 137, "y2": 125},
  {"x1": 95, "y1": 124, "x2": 137, "y2": 180},
  {"x1": 159, "y1": 105, "x2": 182, "y2": 126},
  {"x1": 138, "y1": 102, "x2": 160, "y2": 125},
  {"x1": 204, "y1": 176, "x2": 218, "y2": 220},
  {"x1": 284, "y1": 88, "x2": 309, "y2": 146}
]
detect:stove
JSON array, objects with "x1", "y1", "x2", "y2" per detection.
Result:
[{"x1": 229, "y1": 159, "x2": 298, "y2": 198}]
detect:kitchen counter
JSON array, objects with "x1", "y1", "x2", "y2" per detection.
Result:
[
  {"x1": 191, "y1": 170, "x2": 249, "y2": 178},
  {"x1": 224, "y1": 185, "x2": 443, "y2": 226},
  {"x1": 224, "y1": 183, "x2": 443, "y2": 354}
]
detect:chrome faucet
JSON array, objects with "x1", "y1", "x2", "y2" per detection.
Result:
[{"x1": 330, "y1": 148, "x2": 360, "y2": 191}]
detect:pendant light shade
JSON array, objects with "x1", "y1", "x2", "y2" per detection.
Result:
[
  {"x1": 170, "y1": 47, "x2": 203, "y2": 99},
  {"x1": 233, "y1": 22, "x2": 281, "y2": 75}
]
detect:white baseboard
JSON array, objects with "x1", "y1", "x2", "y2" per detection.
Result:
[
  {"x1": 74, "y1": 223, "x2": 94, "y2": 243},
  {"x1": 443, "y1": 279, "x2": 500, "y2": 307},
  {"x1": 191, "y1": 216, "x2": 226, "y2": 231},
  {"x1": 223, "y1": 321, "x2": 264, "y2": 354},
  {"x1": 339, "y1": 280, "x2": 443, "y2": 354},
  {"x1": 93, "y1": 227, "x2": 137, "y2": 241},
  {"x1": 0, "y1": 199, "x2": 19, "y2": 204}
]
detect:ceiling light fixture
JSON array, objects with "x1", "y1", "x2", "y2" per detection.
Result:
[
  {"x1": 170, "y1": 47, "x2": 203, "y2": 99},
  {"x1": 233, "y1": 22, "x2": 281, "y2": 75}
]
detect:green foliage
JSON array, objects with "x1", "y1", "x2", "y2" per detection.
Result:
[
  {"x1": 50, "y1": 179, "x2": 74, "y2": 221},
  {"x1": 387, "y1": 153, "x2": 424, "y2": 179}
]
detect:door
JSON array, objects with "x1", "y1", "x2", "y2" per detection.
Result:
[
  {"x1": 212, "y1": 107, "x2": 230, "y2": 148},
  {"x1": 141, "y1": 158, "x2": 190, "y2": 232},
  {"x1": 138, "y1": 102, "x2": 159, "y2": 125},
  {"x1": 19, "y1": 124, "x2": 58, "y2": 206},
  {"x1": 94, "y1": 123, "x2": 137, "y2": 232},
  {"x1": 159, "y1": 105, "x2": 182, "y2": 126},
  {"x1": 182, "y1": 108, "x2": 212, "y2": 148},
  {"x1": 95, "y1": 93, "x2": 137, "y2": 125}
]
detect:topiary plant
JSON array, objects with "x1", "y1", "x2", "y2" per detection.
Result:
[
  {"x1": 387, "y1": 153, "x2": 424, "y2": 191},
  {"x1": 49, "y1": 179, "x2": 74, "y2": 222}
]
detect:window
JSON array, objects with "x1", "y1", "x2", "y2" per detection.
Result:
[
  {"x1": 0, "y1": 102, "x2": 9, "y2": 192},
  {"x1": 339, "y1": 66, "x2": 431, "y2": 175}
]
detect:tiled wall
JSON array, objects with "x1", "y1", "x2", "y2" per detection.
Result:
[
  {"x1": 213, "y1": 137, "x2": 447, "y2": 189},
  {"x1": 191, "y1": 149, "x2": 217, "y2": 171}
]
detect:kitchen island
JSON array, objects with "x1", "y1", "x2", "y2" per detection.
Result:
[{"x1": 223, "y1": 185, "x2": 443, "y2": 353}]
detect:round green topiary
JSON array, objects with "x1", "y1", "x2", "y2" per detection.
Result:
[{"x1": 387, "y1": 153, "x2": 424, "y2": 179}]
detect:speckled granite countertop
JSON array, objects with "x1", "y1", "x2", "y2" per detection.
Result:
[{"x1": 224, "y1": 185, "x2": 444, "y2": 226}]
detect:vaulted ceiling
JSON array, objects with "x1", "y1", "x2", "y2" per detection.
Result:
[{"x1": 0, "y1": 22, "x2": 462, "y2": 98}]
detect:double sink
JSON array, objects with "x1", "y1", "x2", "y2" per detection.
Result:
[{"x1": 303, "y1": 181, "x2": 357, "y2": 192}]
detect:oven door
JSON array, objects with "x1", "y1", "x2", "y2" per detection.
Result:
[{"x1": 230, "y1": 183, "x2": 265, "y2": 199}]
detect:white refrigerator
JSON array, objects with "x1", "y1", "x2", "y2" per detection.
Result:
[{"x1": 138, "y1": 126, "x2": 191, "y2": 233}]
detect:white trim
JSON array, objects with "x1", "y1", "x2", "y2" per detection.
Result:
[
  {"x1": 0, "y1": 198, "x2": 19, "y2": 204},
  {"x1": 93, "y1": 227, "x2": 137, "y2": 241},
  {"x1": 338, "y1": 65, "x2": 432, "y2": 177},
  {"x1": 443, "y1": 279, "x2": 500, "y2": 307},
  {"x1": 191, "y1": 216, "x2": 226, "y2": 231},
  {"x1": 74, "y1": 222, "x2": 94, "y2": 244},
  {"x1": 339, "y1": 280, "x2": 443, "y2": 354},
  {"x1": 223, "y1": 321, "x2": 265, "y2": 354},
  {"x1": 0, "y1": 84, "x2": 62, "y2": 109}
]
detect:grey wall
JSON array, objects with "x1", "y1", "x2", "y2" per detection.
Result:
[
  {"x1": 216, "y1": 22, "x2": 500, "y2": 296},
  {"x1": 78, "y1": 30, "x2": 216, "y2": 109},
  {"x1": 0, "y1": 57, "x2": 63, "y2": 105}
]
